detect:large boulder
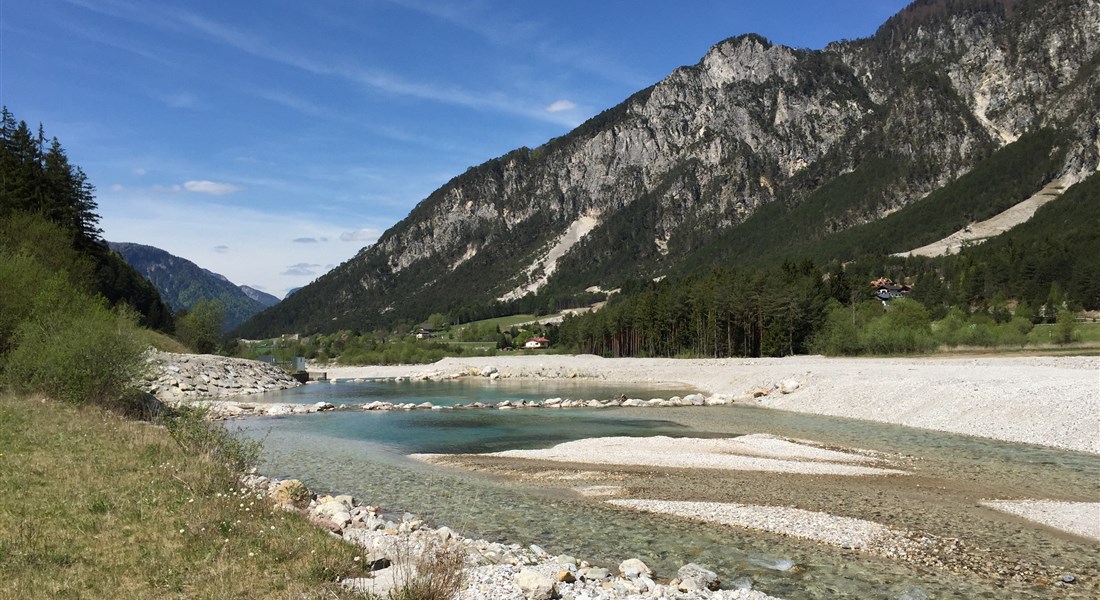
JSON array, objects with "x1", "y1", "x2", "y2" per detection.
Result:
[
  {"x1": 678, "y1": 562, "x2": 720, "y2": 591},
  {"x1": 515, "y1": 569, "x2": 554, "y2": 599},
  {"x1": 619, "y1": 558, "x2": 652, "y2": 579}
]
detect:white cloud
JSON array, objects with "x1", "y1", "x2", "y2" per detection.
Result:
[
  {"x1": 183, "y1": 180, "x2": 242, "y2": 195},
  {"x1": 131, "y1": 167, "x2": 147, "y2": 176},
  {"x1": 340, "y1": 227, "x2": 382, "y2": 243},
  {"x1": 282, "y1": 263, "x2": 321, "y2": 276},
  {"x1": 546, "y1": 99, "x2": 576, "y2": 113}
]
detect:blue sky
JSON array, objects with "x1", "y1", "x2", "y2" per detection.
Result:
[{"x1": 1, "y1": 0, "x2": 911, "y2": 298}]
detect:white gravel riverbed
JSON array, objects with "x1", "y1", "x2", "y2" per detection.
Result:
[
  {"x1": 448, "y1": 434, "x2": 905, "y2": 476},
  {"x1": 606, "y1": 500, "x2": 903, "y2": 551},
  {"x1": 982, "y1": 501, "x2": 1100, "y2": 542}
]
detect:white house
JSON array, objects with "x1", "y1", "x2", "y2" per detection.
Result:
[{"x1": 524, "y1": 336, "x2": 550, "y2": 349}]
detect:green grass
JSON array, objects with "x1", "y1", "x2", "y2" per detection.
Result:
[
  {"x1": 453, "y1": 312, "x2": 561, "y2": 332},
  {"x1": 0, "y1": 394, "x2": 367, "y2": 599},
  {"x1": 1027, "y1": 321, "x2": 1100, "y2": 344},
  {"x1": 135, "y1": 327, "x2": 193, "y2": 353}
]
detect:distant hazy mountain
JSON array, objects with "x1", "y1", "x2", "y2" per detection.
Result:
[
  {"x1": 240, "y1": 285, "x2": 281, "y2": 308},
  {"x1": 108, "y1": 242, "x2": 270, "y2": 332}
]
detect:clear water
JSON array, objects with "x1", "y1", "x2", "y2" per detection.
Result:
[
  {"x1": 255, "y1": 378, "x2": 692, "y2": 409},
  {"x1": 235, "y1": 381, "x2": 1100, "y2": 600}
]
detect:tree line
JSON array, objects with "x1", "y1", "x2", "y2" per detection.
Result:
[{"x1": 0, "y1": 107, "x2": 173, "y2": 332}]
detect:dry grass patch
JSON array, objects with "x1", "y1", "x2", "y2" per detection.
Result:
[{"x1": 0, "y1": 394, "x2": 367, "y2": 599}]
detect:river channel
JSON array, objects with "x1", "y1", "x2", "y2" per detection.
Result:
[{"x1": 234, "y1": 379, "x2": 1099, "y2": 600}]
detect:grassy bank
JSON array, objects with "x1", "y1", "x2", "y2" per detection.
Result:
[{"x1": 0, "y1": 394, "x2": 366, "y2": 599}]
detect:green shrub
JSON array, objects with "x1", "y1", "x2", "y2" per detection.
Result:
[
  {"x1": 1055, "y1": 310, "x2": 1077, "y2": 344},
  {"x1": 1, "y1": 257, "x2": 148, "y2": 407}
]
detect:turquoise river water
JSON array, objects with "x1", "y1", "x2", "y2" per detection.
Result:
[{"x1": 234, "y1": 379, "x2": 1100, "y2": 600}]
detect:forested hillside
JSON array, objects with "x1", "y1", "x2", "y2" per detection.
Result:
[
  {"x1": 0, "y1": 107, "x2": 173, "y2": 332},
  {"x1": 109, "y1": 242, "x2": 270, "y2": 332},
  {"x1": 557, "y1": 171, "x2": 1099, "y2": 358}
]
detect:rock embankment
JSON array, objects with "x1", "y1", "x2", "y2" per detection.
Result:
[
  {"x1": 144, "y1": 352, "x2": 301, "y2": 402},
  {"x1": 240, "y1": 473, "x2": 782, "y2": 600}
]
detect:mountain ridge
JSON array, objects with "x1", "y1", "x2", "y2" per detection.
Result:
[
  {"x1": 108, "y1": 242, "x2": 275, "y2": 332},
  {"x1": 237, "y1": 0, "x2": 1099, "y2": 337}
]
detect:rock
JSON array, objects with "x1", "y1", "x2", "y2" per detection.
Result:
[
  {"x1": 619, "y1": 558, "x2": 652, "y2": 579},
  {"x1": 779, "y1": 379, "x2": 801, "y2": 394},
  {"x1": 1061, "y1": 574, "x2": 1077, "y2": 584},
  {"x1": 435, "y1": 526, "x2": 453, "y2": 541},
  {"x1": 480, "y1": 366, "x2": 498, "y2": 377},
  {"x1": 333, "y1": 494, "x2": 355, "y2": 509},
  {"x1": 555, "y1": 570, "x2": 576, "y2": 583},
  {"x1": 683, "y1": 393, "x2": 706, "y2": 405},
  {"x1": 581, "y1": 567, "x2": 610, "y2": 581},
  {"x1": 677, "y1": 563, "x2": 719, "y2": 591},
  {"x1": 515, "y1": 569, "x2": 554, "y2": 599},
  {"x1": 555, "y1": 554, "x2": 578, "y2": 567},
  {"x1": 271, "y1": 479, "x2": 311, "y2": 508},
  {"x1": 342, "y1": 566, "x2": 400, "y2": 597}
]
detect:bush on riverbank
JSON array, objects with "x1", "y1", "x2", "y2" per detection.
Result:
[
  {"x1": 809, "y1": 299, "x2": 1081, "y2": 355},
  {"x1": 0, "y1": 394, "x2": 367, "y2": 598},
  {"x1": 0, "y1": 248, "x2": 148, "y2": 410}
]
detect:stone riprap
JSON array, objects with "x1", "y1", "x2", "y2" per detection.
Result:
[
  {"x1": 239, "y1": 472, "x2": 783, "y2": 600},
  {"x1": 145, "y1": 351, "x2": 301, "y2": 403},
  {"x1": 159, "y1": 360, "x2": 799, "y2": 419}
]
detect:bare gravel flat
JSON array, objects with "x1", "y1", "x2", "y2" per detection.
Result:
[{"x1": 443, "y1": 433, "x2": 905, "y2": 476}]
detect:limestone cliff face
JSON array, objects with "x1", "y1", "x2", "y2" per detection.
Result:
[{"x1": 241, "y1": 0, "x2": 1100, "y2": 336}]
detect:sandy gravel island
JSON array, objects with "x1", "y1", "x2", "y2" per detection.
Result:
[
  {"x1": 418, "y1": 433, "x2": 905, "y2": 476},
  {"x1": 607, "y1": 499, "x2": 904, "y2": 551},
  {"x1": 983, "y1": 500, "x2": 1100, "y2": 542},
  {"x1": 324, "y1": 354, "x2": 1100, "y2": 454}
]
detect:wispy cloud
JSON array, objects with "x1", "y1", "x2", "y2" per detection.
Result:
[
  {"x1": 156, "y1": 91, "x2": 200, "y2": 109},
  {"x1": 545, "y1": 99, "x2": 576, "y2": 113},
  {"x1": 293, "y1": 237, "x2": 327, "y2": 244},
  {"x1": 379, "y1": 0, "x2": 649, "y2": 89},
  {"x1": 282, "y1": 263, "x2": 321, "y2": 276},
  {"x1": 183, "y1": 180, "x2": 242, "y2": 195},
  {"x1": 213, "y1": 245, "x2": 230, "y2": 253},
  {"x1": 340, "y1": 228, "x2": 382, "y2": 243},
  {"x1": 66, "y1": 0, "x2": 583, "y2": 127}
]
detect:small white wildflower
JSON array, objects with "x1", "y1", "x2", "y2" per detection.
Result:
[{"x1": 179, "y1": 529, "x2": 184, "y2": 534}]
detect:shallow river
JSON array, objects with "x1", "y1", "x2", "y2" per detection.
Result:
[{"x1": 235, "y1": 379, "x2": 1099, "y2": 600}]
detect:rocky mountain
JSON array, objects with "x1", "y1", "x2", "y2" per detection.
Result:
[
  {"x1": 238, "y1": 0, "x2": 1100, "y2": 337},
  {"x1": 108, "y1": 242, "x2": 272, "y2": 332},
  {"x1": 240, "y1": 285, "x2": 281, "y2": 308}
]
